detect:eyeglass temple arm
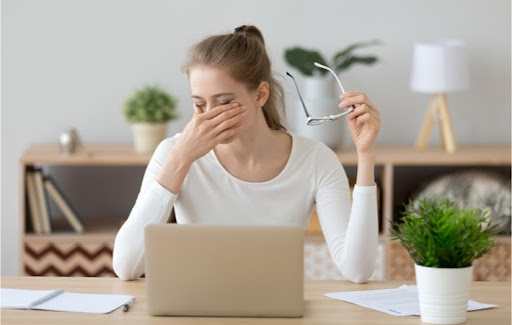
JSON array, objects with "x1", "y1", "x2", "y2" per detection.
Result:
[
  {"x1": 286, "y1": 72, "x2": 312, "y2": 118},
  {"x1": 314, "y1": 62, "x2": 355, "y2": 113},
  {"x1": 313, "y1": 62, "x2": 347, "y2": 94}
]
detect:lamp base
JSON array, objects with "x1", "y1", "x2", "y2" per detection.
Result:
[{"x1": 415, "y1": 93, "x2": 457, "y2": 153}]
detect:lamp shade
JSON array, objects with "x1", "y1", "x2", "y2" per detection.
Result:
[{"x1": 410, "y1": 41, "x2": 469, "y2": 93}]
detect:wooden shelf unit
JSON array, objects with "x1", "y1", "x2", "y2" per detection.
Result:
[
  {"x1": 19, "y1": 144, "x2": 153, "y2": 277},
  {"x1": 19, "y1": 144, "x2": 511, "y2": 279}
]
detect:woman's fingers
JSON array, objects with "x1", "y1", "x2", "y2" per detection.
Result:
[
  {"x1": 340, "y1": 92, "x2": 378, "y2": 111},
  {"x1": 212, "y1": 109, "x2": 247, "y2": 135},
  {"x1": 339, "y1": 94, "x2": 371, "y2": 110},
  {"x1": 341, "y1": 91, "x2": 370, "y2": 103},
  {"x1": 354, "y1": 112, "x2": 371, "y2": 126},
  {"x1": 175, "y1": 102, "x2": 249, "y2": 164},
  {"x1": 347, "y1": 104, "x2": 372, "y2": 122},
  {"x1": 190, "y1": 101, "x2": 248, "y2": 143},
  {"x1": 199, "y1": 102, "x2": 242, "y2": 121},
  {"x1": 209, "y1": 104, "x2": 246, "y2": 128},
  {"x1": 192, "y1": 102, "x2": 245, "y2": 135},
  {"x1": 339, "y1": 92, "x2": 380, "y2": 120},
  {"x1": 194, "y1": 106, "x2": 203, "y2": 115},
  {"x1": 216, "y1": 125, "x2": 244, "y2": 142}
]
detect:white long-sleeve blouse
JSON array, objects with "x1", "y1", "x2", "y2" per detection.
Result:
[{"x1": 113, "y1": 132, "x2": 378, "y2": 283}]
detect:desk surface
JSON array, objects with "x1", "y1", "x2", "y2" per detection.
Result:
[{"x1": 1, "y1": 277, "x2": 510, "y2": 325}]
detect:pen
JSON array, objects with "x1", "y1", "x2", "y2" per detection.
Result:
[
  {"x1": 29, "y1": 289, "x2": 64, "y2": 309},
  {"x1": 123, "y1": 298, "x2": 135, "y2": 312}
]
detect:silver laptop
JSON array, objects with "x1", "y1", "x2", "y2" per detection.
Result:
[{"x1": 144, "y1": 224, "x2": 304, "y2": 317}]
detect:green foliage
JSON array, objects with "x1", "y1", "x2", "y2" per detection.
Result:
[
  {"x1": 124, "y1": 85, "x2": 178, "y2": 123},
  {"x1": 284, "y1": 40, "x2": 381, "y2": 77},
  {"x1": 390, "y1": 198, "x2": 499, "y2": 268},
  {"x1": 285, "y1": 48, "x2": 329, "y2": 76}
]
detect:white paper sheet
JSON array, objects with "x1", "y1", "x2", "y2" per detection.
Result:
[
  {"x1": 34, "y1": 291, "x2": 135, "y2": 314},
  {"x1": 324, "y1": 285, "x2": 497, "y2": 317},
  {"x1": 1, "y1": 288, "x2": 135, "y2": 314},
  {"x1": 1, "y1": 288, "x2": 58, "y2": 309}
]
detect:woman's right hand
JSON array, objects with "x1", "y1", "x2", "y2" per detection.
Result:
[
  {"x1": 173, "y1": 102, "x2": 247, "y2": 164},
  {"x1": 156, "y1": 102, "x2": 247, "y2": 194}
]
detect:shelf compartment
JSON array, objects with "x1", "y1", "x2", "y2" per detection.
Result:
[
  {"x1": 386, "y1": 236, "x2": 511, "y2": 281},
  {"x1": 24, "y1": 216, "x2": 126, "y2": 243},
  {"x1": 23, "y1": 217, "x2": 125, "y2": 277}
]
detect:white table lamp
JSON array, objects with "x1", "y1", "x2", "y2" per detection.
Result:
[{"x1": 410, "y1": 41, "x2": 469, "y2": 153}]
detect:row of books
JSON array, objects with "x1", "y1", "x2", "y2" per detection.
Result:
[{"x1": 26, "y1": 169, "x2": 85, "y2": 234}]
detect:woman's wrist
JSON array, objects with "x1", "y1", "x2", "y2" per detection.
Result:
[
  {"x1": 157, "y1": 147, "x2": 192, "y2": 194},
  {"x1": 356, "y1": 147, "x2": 376, "y2": 186},
  {"x1": 356, "y1": 144, "x2": 376, "y2": 160}
]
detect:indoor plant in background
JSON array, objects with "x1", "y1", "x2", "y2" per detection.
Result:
[
  {"x1": 124, "y1": 85, "x2": 178, "y2": 153},
  {"x1": 284, "y1": 40, "x2": 380, "y2": 149},
  {"x1": 390, "y1": 199, "x2": 499, "y2": 324}
]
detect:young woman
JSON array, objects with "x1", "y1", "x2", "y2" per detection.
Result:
[{"x1": 113, "y1": 25, "x2": 381, "y2": 283}]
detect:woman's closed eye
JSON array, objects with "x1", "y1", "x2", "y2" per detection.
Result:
[
  {"x1": 193, "y1": 98, "x2": 234, "y2": 111},
  {"x1": 218, "y1": 98, "x2": 234, "y2": 106}
]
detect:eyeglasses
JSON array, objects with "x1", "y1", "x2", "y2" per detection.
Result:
[{"x1": 287, "y1": 62, "x2": 355, "y2": 126}]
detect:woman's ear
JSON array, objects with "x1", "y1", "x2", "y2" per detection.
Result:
[{"x1": 255, "y1": 81, "x2": 270, "y2": 108}]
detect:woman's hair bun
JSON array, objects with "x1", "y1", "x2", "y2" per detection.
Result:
[{"x1": 234, "y1": 25, "x2": 265, "y2": 46}]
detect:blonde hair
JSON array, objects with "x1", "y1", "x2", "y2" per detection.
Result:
[{"x1": 184, "y1": 25, "x2": 286, "y2": 131}]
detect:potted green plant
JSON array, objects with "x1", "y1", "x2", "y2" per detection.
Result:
[
  {"x1": 124, "y1": 85, "x2": 178, "y2": 153},
  {"x1": 284, "y1": 40, "x2": 381, "y2": 77},
  {"x1": 284, "y1": 40, "x2": 380, "y2": 149},
  {"x1": 390, "y1": 198, "x2": 499, "y2": 324}
]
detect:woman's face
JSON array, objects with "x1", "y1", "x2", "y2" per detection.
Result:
[{"x1": 189, "y1": 66, "x2": 260, "y2": 143}]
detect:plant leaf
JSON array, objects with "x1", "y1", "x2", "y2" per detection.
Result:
[
  {"x1": 284, "y1": 47, "x2": 328, "y2": 76},
  {"x1": 334, "y1": 56, "x2": 378, "y2": 73},
  {"x1": 332, "y1": 40, "x2": 381, "y2": 63}
]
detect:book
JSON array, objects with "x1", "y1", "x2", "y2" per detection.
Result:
[
  {"x1": 0, "y1": 288, "x2": 135, "y2": 314},
  {"x1": 33, "y1": 169, "x2": 52, "y2": 234},
  {"x1": 43, "y1": 176, "x2": 85, "y2": 233},
  {"x1": 25, "y1": 171, "x2": 42, "y2": 234}
]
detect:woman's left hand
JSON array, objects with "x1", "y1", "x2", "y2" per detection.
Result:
[{"x1": 338, "y1": 91, "x2": 381, "y2": 154}]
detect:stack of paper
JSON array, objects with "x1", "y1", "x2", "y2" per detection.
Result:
[{"x1": 325, "y1": 285, "x2": 497, "y2": 317}]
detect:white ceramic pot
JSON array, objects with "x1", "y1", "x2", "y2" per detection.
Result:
[
  {"x1": 131, "y1": 122, "x2": 168, "y2": 153},
  {"x1": 415, "y1": 264, "x2": 473, "y2": 324},
  {"x1": 293, "y1": 76, "x2": 344, "y2": 150}
]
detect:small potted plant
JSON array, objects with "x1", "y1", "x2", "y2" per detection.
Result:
[
  {"x1": 124, "y1": 85, "x2": 178, "y2": 153},
  {"x1": 390, "y1": 198, "x2": 499, "y2": 324},
  {"x1": 284, "y1": 41, "x2": 380, "y2": 149}
]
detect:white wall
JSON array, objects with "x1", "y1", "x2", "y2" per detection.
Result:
[{"x1": 2, "y1": 0, "x2": 510, "y2": 275}]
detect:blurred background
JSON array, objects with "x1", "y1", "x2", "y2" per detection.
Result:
[{"x1": 1, "y1": 0, "x2": 510, "y2": 276}]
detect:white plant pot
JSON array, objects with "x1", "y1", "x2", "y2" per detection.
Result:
[
  {"x1": 293, "y1": 76, "x2": 344, "y2": 150},
  {"x1": 415, "y1": 264, "x2": 473, "y2": 324},
  {"x1": 131, "y1": 122, "x2": 168, "y2": 153}
]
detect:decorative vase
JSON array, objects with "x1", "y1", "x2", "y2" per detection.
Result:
[
  {"x1": 415, "y1": 264, "x2": 473, "y2": 324},
  {"x1": 131, "y1": 122, "x2": 168, "y2": 153},
  {"x1": 293, "y1": 75, "x2": 344, "y2": 150}
]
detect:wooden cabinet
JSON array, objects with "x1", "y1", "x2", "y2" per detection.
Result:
[{"x1": 20, "y1": 144, "x2": 511, "y2": 279}]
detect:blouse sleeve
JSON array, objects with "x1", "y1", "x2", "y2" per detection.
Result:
[
  {"x1": 112, "y1": 137, "x2": 178, "y2": 281},
  {"x1": 314, "y1": 145, "x2": 378, "y2": 283}
]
